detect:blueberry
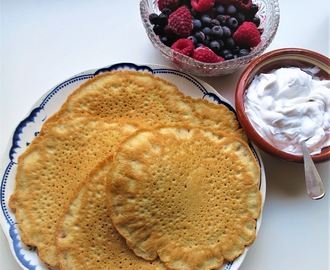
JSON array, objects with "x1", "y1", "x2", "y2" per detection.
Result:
[
  {"x1": 212, "y1": 25, "x2": 223, "y2": 38},
  {"x1": 149, "y1": 13, "x2": 159, "y2": 25},
  {"x1": 194, "y1": 31, "x2": 205, "y2": 43},
  {"x1": 201, "y1": 14, "x2": 212, "y2": 26},
  {"x1": 226, "y1": 5, "x2": 237, "y2": 16},
  {"x1": 238, "y1": 48, "x2": 251, "y2": 57},
  {"x1": 153, "y1": 24, "x2": 164, "y2": 35},
  {"x1": 235, "y1": 12, "x2": 246, "y2": 25},
  {"x1": 211, "y1": 19, "x2": 220, "y2": 26},
  {"x1": 157, "y1": 13, "x2": 168, "y2": 27},
  {"x1": 221, "y1": 49, "x2": 235, "y2": 60},
  {"x1": 209, "y1": 40, "x2": 221, "y2": 53},
  {"x1": 225, "y1": 38, "x2": 236, "y2": 50},
  {"x1": 161, "y1": 8, "x2": 172, "y2": 16},
  {"x1": 215, "y1": 4, "x2": 225, "y2": 15},
  {"x1": 193, "y1": 19, "x2": 202, "y2": 31},
  {"x1": 222, "y1": 26, "x2": 231, "y2": 37},
  {"x1": 252, "y1": 16, "x2": 261, "y2": 27},
  {"x1": 226, "y1": 17, "x2": 238, "y2": 30},
  {"x1": 202, "y1": 27, "x2": 212, "y2": 36},
  {"x1": 188, "y1": 35, "x2": 198, "y2": 45},
  {"x1": 216, "y1": 15, "x2": 227, "y2": 25},
  {"x1": 160, "y1": 36, "x2": 174, "y2": 46}
]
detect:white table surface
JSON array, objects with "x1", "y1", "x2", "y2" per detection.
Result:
[{"x1": 1, "y1": 1, "x2": 329, "y2": 269}]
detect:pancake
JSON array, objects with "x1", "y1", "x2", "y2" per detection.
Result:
[
  {"x1": 193, "y1": 98, "x2": 248, "y2": 141},
  {"x1": 56, "y1": 156, "x2": 166, "y2": 270},
  {"x1": 107, "y1": 126, "x2": 261, "y2": 270},
  {"x1": 9, "y1": 116, "x2": 139, "y2": 266},
  {"x1": 47, "y1": 70, "x2": 201, "y2": 127}
]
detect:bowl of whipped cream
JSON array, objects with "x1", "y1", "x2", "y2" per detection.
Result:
[{"x1": 235, "y1": 48, "x2": 330, "y2": 163}]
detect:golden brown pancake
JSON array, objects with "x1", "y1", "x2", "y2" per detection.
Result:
[
  {"x1": 193, "y1": 97, "x2": 248, "y2": 141},
  {"x1": 107, "y1": 125, "x2": 261, "y2": 270},
  {"x1": 47, "y1": 70, "x2": 201, "y2": 127},
  {"x1": 9, "y1": 116, "x2": 139, "y2": 266},
  {"x1": 56, "y1": 156, "x2": 166, "y2": 270}
]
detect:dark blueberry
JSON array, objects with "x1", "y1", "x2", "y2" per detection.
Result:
[
  {"x1": 209, "y1": 40, "x2": 221, "y2": 53},
  {"x1": 225, "y1": 37, "x2": 236, "y2": 50},
  {"x1": 216, "y1": 39, "x2": 225, "y2": 49},
  {"x1": 222, "y1": 49, "x2": 235, "y2": 60},
  {"x1": 222, "y1": 26, "x2": 231, "y2": 37},
  {"x1": 160, "y1": 36, "x2": 174, "y2": 46},
  {"x1": 249, "y1": 4, "x2": 259, "y2": 17},
  {"x1": 202, "y1": 27, "x2": 212, "y2": 36},
  {"x1": 158, "y1": 13, "x2": 168, "y2": 27},
  {"x1": 196, "y1": 43, "x2": 204, "y2": 48},
  {"x1": 215, "y1": 4, "x2": 225, "y2": 15},
  {"x1": 200, "y1": 14, "x2": 212, "y2": 26},
  {"x1": 161, "y1": 8, "x2": 172, "y2": 16},
  {"x1": 211, "y1": 19, "x2": 220, "y2": 26},
  {"x1": 153, "y1": 24, "x2": 164, "y2": 35},
  {"x1": 226, "y1": 5, "x2": 237, "y2": 16},
  {"x1": 188, "y1": 35, "x2": 197, "y2": 45},
  {"x1": 194, "y1": 31, "x2": 205, "y2": 42},
  {"x1": 216, "y1": 14, "x2": 227, "y2": 25},
  {"x1": 235, "y1": 12, "x2": 246, "y2": 25},
  {"x1": 238, "y1": 48, "x2": 251, "y2": 57},
  {"x1": 259, "y1": 28, "x2": 264, "y2": 35},
  {"x1": 212, "y1": 25, "x2": 223, "y2": 38},
  {"x1": 149, "y1": 13, "x2": 159, "y2": 25},
  {"x1": 252, "y1": 16, "x2": 261, "y2": 27},
  {"x1": 193, "y1": 19, "x2": 202, "y2": 31},
  {"x1": 226, "y1": 17, "x2": 238, "y2": 30}
]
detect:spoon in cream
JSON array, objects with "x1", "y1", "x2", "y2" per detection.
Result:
[{"x1": 301, "y1": 141, "x2": 325, "y2": 200}]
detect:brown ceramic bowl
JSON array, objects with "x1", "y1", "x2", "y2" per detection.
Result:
[{"x1": 235, "y1": 48, "x2": 330, "y2": 163}]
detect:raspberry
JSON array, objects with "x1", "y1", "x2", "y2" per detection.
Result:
[
  {"x1": 193, "y1": 46, "x2": 225, "y2": 63},
  {"x1": 171, "y1": 38, "x2": 195, "y2": 57},
  {"x1": 168, "y1": 6, "x2": 193, "y2": 37},
  {"x1": 157, "y1": 0, "x2": 180, "y2": 11},
  {"x1": 233, "y1": 21, "x2": 261, "y2": 47},
  {"x1": 191, "y1": 0, "x2": 215, "y2": 12},
  {"x1": 235, "y1": 0, "x2": 252, "y2": 11}
]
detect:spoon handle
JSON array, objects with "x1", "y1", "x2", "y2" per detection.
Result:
[{"x1": 301, "y1": 141, "x2": 325, "y2": 200}]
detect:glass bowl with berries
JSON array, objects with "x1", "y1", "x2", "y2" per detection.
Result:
[{"x1": 140, "y1": 0, "x2": 280, "y2": 76}]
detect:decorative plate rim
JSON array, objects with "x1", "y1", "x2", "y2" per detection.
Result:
[{"x1": 0, "y1": 62, "x2": 266, "y2": 270}]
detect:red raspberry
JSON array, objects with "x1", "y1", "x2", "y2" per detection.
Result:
[
  {"x1": 235, "y1": 0, "x2": 252, "y2": 11},
  {"x1": 168, "y1": 6, "x2": 193, "y2": 37},
  {"x1": 193, "y1": 46, "x2": 225, "y2": 63},
  {"x1": 171, "y1": 38, "x2": 195, "y2": 57},
  {"x1": 157, "y1": 0, "x2": 180, "y2": 11},
  {"x1": 233, "y1": 21, "x2": 261, "y2": 47},
  {"x1": 191, "y1": 0, "x2": 215, "y2": 12}
]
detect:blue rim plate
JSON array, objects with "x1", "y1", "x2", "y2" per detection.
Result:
[{"x1": 0, "y1": 62, "x2": 266, "y2": 270}]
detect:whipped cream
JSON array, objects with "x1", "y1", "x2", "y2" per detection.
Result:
[{"x1": 244, "y1": 67, "x2": 330, "y2": 155}]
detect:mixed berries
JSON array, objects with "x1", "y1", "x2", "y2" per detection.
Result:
[{"x1": 149, "y1": 0, "x2": 263, "y2": 63}]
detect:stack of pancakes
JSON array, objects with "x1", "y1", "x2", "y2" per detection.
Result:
[{"x1": 9, "y1": 70, "x2": 261, "y2": 270}]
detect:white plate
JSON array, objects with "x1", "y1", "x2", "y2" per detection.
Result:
[{"x1": 0, "y1": 63, "x2": 266, "y2": 270}]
